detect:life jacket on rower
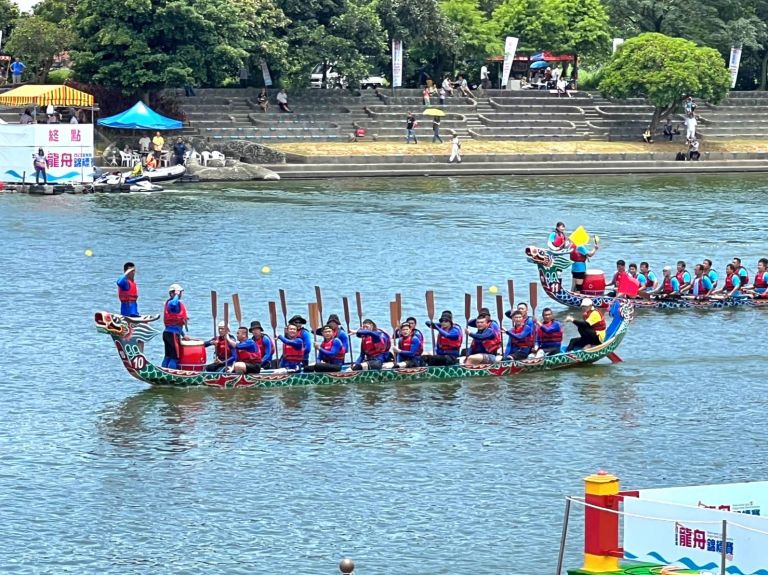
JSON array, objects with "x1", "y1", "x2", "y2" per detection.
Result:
[
  {"x1": 437, "y1": 326, "x2": 462, "y2": 354},
  {"x1": 570, "y1": 244, "x2": 587, "y2": 263},
  {"x1": 253, "y1": 334, "x2": 273, "y2": 360},
  {"x1": 214, "y1": 337, "x2": 229, "y2": 361},
  {"x1": 320, "y1": 338, "x2": 346, "y2": 364},
  {"x1": 552, "y1": 231, "x2": 566, "y2": 249},
  {"x1": 164, "y1": 298, "x2": 188, "y2": 327},
  {"x1": 361, "y1": 330, "x2": 391, "y2": 359},
  {"x1": 510, "y1": 325, "x2": 535, "y2": 350},
  {"x1": 724, "y1": 273, "x2": 739, "y2": 291},
  {"x1": 755, "y1": 273, "x2": 768, "y2": 290},
  {"x1": 675, "y1": 271, "x2": 688, "y2": 287},
  {"x1": 584, "y1": 308, "x2": 606, "y2": 333},
  {"x1": 236, "y1": 345, "x2": 262, "y2": 364},
  {"x1": 399, "y1": 334, "x2": 423, "y2": 356},
  {"x1": 691, "y1": 277, "x2": 711, "y2": 296},
  {"x1": 282, "y1": 339, "x2": 305, "y2": 363},
  {"x1": 661, "y1": 276, "x2": 676, "y2": 294},
  {"x1": 538, "y1": 322, "x2": 563, "y2": 347},
  {"x1": 470, "y1": 329, "x2": 501, "y2": 354},
  {"x1": 118, "y1": 279, "x2": 138, "y2": 303}
]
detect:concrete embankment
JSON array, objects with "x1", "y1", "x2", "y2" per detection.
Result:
[{"x1": 265, "y1": 151, "x2": 768, "y2": 179}]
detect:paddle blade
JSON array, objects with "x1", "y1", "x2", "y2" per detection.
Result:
[
  {"x1": 355, "y1": 291, "x2": 363, "y2": 321},
  {"x1": 211, "y1": 290, "x2": 218, "y2": 319},
  {"x1": 426, "y1": 290, "x2": 435, "y2": 320},
  {"x1": 232, "y1": 293, "x2": 242, "y2": 325},
  {"x1": 315, "y1": 285, "x2": 323, "y2": 320},
  {"x1": 308, "y1": 302, "x2": 319, "y2": 333},
  {"x1": 608, "y1": 352, "x2": 623, "y2": 364},
  {"x1": 507, "y1": 279, "x2": 514, "y2": 309},
  {"x1": 495, "y1": 294, "x2": 504, "y2": 327},
  {"x1": 390, "y1": 301, "x2": 398, "y2": 333},
  {"x1": 223, "y1": 302, "x2": 229, "y2": 329},
  {"x1": 343, "y1": 296, "x2": 351, "y2": 327},
  {"x1": 476, "y1": 285, "x2": 483, "y2": 313},
  {"x1": 529, "y1": 282, "x2": 538, "y2": 313},
  {"x1": 464, "y1": 293, "x2": 471, "y2": 321},
  {"x1": 268, "y1": 301, "x2": 277, "y2": 330},
  {"x1": 279, "y1": 289, "x2": 287, "y2": 322}
]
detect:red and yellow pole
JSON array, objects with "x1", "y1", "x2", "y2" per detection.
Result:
[{"x1": 582, "y1": 470, "x2": 621, "y2": 573}]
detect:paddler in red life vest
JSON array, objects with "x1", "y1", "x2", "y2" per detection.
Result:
[
  {"x1": 395, "y1": 316, "x2": 425, "y2": 342},
  {"x1": 743, "y1": 257, "x2": 768, "y2": 298},
  {"x1": 605, "y1": 259, "x2": 626, "y2": 297},
  {"x1": 651, "y1": 266, "x2": 681, "y2": 298},
  {"x1": 547, "y1": 221, "x2": 571, "y2": 251},
  {"x1": 204, "y1": 321, "x2": 236, "y2": 371},
  {"x1": 711, "y1": 263, "x2": 743, "y2": 298},
  {"x1": 384, "y1": 322, "x2": 424, "y2": 369},
  {"x1": 305, "y1": 324, "x2": 346, "y2": 372},
  {"x1": 464, "y1": 314, "x2": 502, "y2": 365},
  {"x1": 535, "y1": 307, "x2": 563, "y2": 356},
  {"x1": 249, "y1": 320, "x2": 274, "y2": 369},
  {"x1": 116, "y1": 261, "x2": 139, "y2": 317},
  {"x1": 422, "y1": 312, "x2": 462, "y2": 366},
  {"x1": 504, "y1": 310, "x2": 536, "y2": 360},
  {"x1": 351, "y1": 319, "x2": 391, "y2": 371},
  {"x1": 689, "y1": 264, "x2": 713, "y2": 299},
  {"x1": 732, "y1": 257, "x2": 750, "y2": 287},
  {"x1": 162, "y1": 283, "x2": 188, "y2": 369},
  {"x1": 565, "y1": 298, "x2": 606, "y2": 351},
  {"x1": 288, "y1": 315, "x2": 313, "y2": 367},
  {"x1": 277, "y1": 323, "x2": 305, "y2": 371},
  {"x1": 702, "y1": 258, "x2": 719, "y2": 288},
  {"x1": 570, "y1": 238, "x2": 600, "y2": 292},
  {"x1": 315, "y1": 314, "x2": 350, "y2": 355},
  {"x1": 228, "y1": 326, "x2": 263, "y2": 374},
  {"x1": 675, "y1": 260, "x2": 692, "y2": 294}
]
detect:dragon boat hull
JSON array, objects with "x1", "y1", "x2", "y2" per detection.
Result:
[
  {"x1": 526, "y1": 245, "x2": 768, "y2": 311},
  {"x1": 95, "y1": 304, "x2": 633, "y2": 389}
]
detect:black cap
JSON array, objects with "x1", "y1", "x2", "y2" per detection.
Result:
[
  {"x1": 327, "y1": 314, "x2": 341, "y2": 325},
  {"x1": 439, "y1": 314, "x2": 453, "y2": 324},
  {"x1": 288, "y1": 315, "x2": 307, "y2": 325},
  {"x1": 249, "y1": 320, "x2": 262, "y2": 331},
  {"x1": 440, "y1": 309, "x2": 453, "y2": 318}
]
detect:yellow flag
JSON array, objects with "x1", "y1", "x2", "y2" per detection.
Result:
[{"x1": 569, "y1": 225, "x2": 590, "y2": 246}]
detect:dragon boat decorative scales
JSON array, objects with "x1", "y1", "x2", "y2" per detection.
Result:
[
  {"x1": 95, "y1": 299, "x2": 634, "y2": 389},
  {"x1": 526, "y1": 245, "x2": 768, "y2": 310}
]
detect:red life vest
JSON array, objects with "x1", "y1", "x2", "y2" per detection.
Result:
[
  {"x1": 471, "y1": 328, "x2": 501, "y2": 354},
  {"x1": 215, "y1": 336, "x2": 229, "y2": 361},
  {"x1": 584, "y1": 309, "x2": 606, "y2": 332},
  {"x1": 552, "y1": 231, "x2": 566, "y2": 248},
  {"x1": 320, "y1": 338, "x2": 346, "y2": 363},
  {"x1": 282, "y1": 338, "x2": 305, "y2": 362},
  {"x1": 253, "y1": 334, "x2": 273, "y2": 359},
  {"x1": 691, "y1": 277, "x2": 710, "y2": 296},
  {"x1": 164, "y1": 299, "x2": 188, "y2": 327},
  {"x1": 724, "y1": 273, "x2": 739, "y2": 291},
  {"x1": 361, "y1": 330, "x2": 390, "y2": 358},
  {"x1": 538, "y1": 321, "x2": 563, "y2": 346},
  {"x1": 399, "y1": 334, "x2": 423, "y2": 356},
  {"x1": 661, "y1": 276, "x2": 675, "y2": 294},
  {"x1": 570, "y1": 245, "x2": 587, "y2": 263},
  {"x1": 236, "y1": 344, "x2": 262, "y2": 363},
  {"x1": 755, "y1": 272, "x2": 768, "y2": 290},
  {"x1": 737, "y1": 267, "x2": 749, "y2": 285},
  {"x1": 118, "y1": 279, "x2": 138, "y2": 303},
  {"x1": 676, "y1": 271, "x2": 688, "y2": 286},
  {"x1": 437, "y1": 325, "x2": 462, "y2": 353},
  {"x1": 510, "y1": 324, "x2": 535, "y2": 350}
]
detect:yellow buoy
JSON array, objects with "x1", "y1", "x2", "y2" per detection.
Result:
[
  {"x1": 84, "y1": 249, "x2": 93, "y2": 257},
  {"x1": 261, "y1": 265, "x2": 271, "y2": 274},
  {"x1": 489, "y1": 285, "x2": 498, "y2": 294}
]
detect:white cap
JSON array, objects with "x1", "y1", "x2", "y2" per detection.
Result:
[
  {"x1": 217, "y1": 321, "x2": 227, "y2": 328},
  {"x1": 662, "y1": 266, "x2": 671, "y2": 272},
  {"x1": 169, "y1": 283, "x2": 183, "y2": 292},
  {"x1": 581, "y1": 298, "x2": 593, "y2": 307}
]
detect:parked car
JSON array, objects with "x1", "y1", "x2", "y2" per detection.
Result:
[{"x1": 310, "y1": 63, "x2": 386, "y2": 89}]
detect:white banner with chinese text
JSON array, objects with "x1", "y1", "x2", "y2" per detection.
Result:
[
  {"x1": 729, "y1": 46, "x2": 743, "y2": 89},
  {"x1": 0, "y1": 124, "x2": 94, "y2": 183},
  {"x1": 391, "y1": 39, "x2": 403, "y2": 88},
  {"x1": 501, "y1": 36, "x2": 519, "y2": 89}
]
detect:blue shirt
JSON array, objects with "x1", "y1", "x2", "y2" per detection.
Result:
[
  {"x1": 433, "y1": 324, "x2": 462, "y2": 356},
  {"x1": 572, "y1": 245, "x2": 589, "y2": 273},
  {"x1": 205, "y1": 335, "x2": 236, "y2": 365},
  {"x1": 678, "y1": 270, "x2": 692, "y2": 284},
  {"x1": 253, "y1": 335, "x2": 273, "y2": 366},
  {"x1": 278, "y1": 335, "x2": 304, "y2": 369},
  {"x1": 116, "y1": 273, "x2": 138, "y2": 317},
  {"x1": 396, "y1": 332, "x2": 423, "y2": 363},
  {"x1": 10, "y1": 61, "x2": 25, "y2": 75},
  {"x1": 706, "y1": 269, "x2": 719, "y2": 287},
  {"x1": 318, "y1": 338, "x2": 345, "y2": 364},
  {"x1": 756, "y1": 272, "x2": 768, "y2": 293},
  {"x1": 233, "y1": 338, "x2": 258, "y2": 361},
  {"x1": 537, "y1": 320, "x2": 563, "y2": 349},
  {"x1": 638, "y1": 271, "x2": 658, "y2": 291},
  {"x1": 505, "y1": 323, "x2": 534, "y2": 356},
  {"x1": 298, "y1": 327, "x2": 312, "y2": 361},
  {"x1": 164, "y1": 295, "x2": 185, "y2": 334}
]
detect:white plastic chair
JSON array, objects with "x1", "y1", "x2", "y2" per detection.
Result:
[
  {"x1": 201, "y1": 151, "x2": 210, "y2": 166},
  {"x1": 160, "y1": 151, "x2": 172, "y2": 167},
  {"x1": 211, "y1": 151, "x2": 225, "y2": 161},
  {"x1": 119, "y1": 151, "x2": 132, "y2": 167}
]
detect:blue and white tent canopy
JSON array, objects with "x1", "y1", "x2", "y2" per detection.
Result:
[{"x1": 98, "y1": 101, "x2": 183, "y2": 130}]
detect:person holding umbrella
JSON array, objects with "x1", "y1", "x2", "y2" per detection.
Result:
[{"x1": 424, "y1": 108, "x2": 446, "y2": 143}]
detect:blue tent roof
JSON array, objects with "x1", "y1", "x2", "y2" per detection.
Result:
[{"x1": 97, "y1": 101, "x2": 183, "y2": 130}]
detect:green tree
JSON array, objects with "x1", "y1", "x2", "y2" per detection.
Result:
[
  {"x1": 540, "y1": 0, "x2": 611, "y2": 74},
  {"x1": 5, "y1": 16, "x2": 75, "y2": 82},
  {"x1": 490, "y1": 0, "x2": 544, "y2": 54},
  {"x1": 439, "y1": 0, "x2": 497, "y2": 71},
  {"x1": 599, "y1": 33, "x2": 731, "y2": 131},
  {"x1": 71, "y1": 0, "x2": 287, "y2": 95},
  {"x1": 0, "y1": 0, "x2": 20, "y2": 47}
]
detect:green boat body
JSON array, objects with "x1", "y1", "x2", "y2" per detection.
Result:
[{"x1": 94, "y1": 302, "x2": 633, "y2": 389}]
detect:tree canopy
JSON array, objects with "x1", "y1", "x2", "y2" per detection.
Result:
[
  {"x1": 599, "y1": 33, "x2": 731, "y2": 130},
  {"x1": 0, "y1": 0, "x2": 20, "y2": 46},
  {"x1": 5, "y1": 16, "x2": 75, "y2": 83}
]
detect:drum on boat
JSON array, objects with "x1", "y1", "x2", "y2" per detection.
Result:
[
  {"x1": 582, "y1": 270, "x2": 606, "y2": 295},
  {"x1": 179, "y1": 339, "x2": 206, "y2": 371}
]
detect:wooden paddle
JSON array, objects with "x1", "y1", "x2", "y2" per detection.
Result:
[
  {"x1": 476, "y1": 285, "x2": 483, "y2": 313},
  {"x1": 496, "y1": 293, "x2": 505, "y2": 336},
  {"x1": 279, "y1": 288, "x2": 287, "y2": 325},
  {"x1": 464, "y1": 292, "x2": 471, "y2": 351},
  {"x1": 395, "y1": 292, "x2": 402, "y2": 324},
  {"x1": 426, "y1": 290, "x2": 436, "y2": 354},
  {"x1": 232, "y1": 293, "x2": 242, "y2": 327},
  {"x1": 529, "y1": 281, "x2": 538, "y2": 318},
  {"x1": 355, "y1": 291, "x2": 363, "y2": 327},
  {"x1": 343, "y1": 296, "x2": 354, "y2": 363},
  {"x1": 389, "y1": 301, "x2": 399, "y2": 364},
  {"x1": 308, "y1": 302, "x2": 319, "y2": 363},
  {"x1": 211, "y1": 290, "x2": 218, "y2": 338},
  {"x1": 507, "y1": 279, "x2": 515, "y2": 311},
  {"x1": 268, "y1": 301, "x2": 278, "y2": 363},
  {"x1": 315, "y1": 285, "x2": 324, "y2": 324},
  {"x1": 223, "y1": 301, "x2": 230, "y2": 365}
]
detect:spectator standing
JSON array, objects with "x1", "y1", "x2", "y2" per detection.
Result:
[
  {"x1": 276, "y1": 89, "x2": 292, "y2": 113},
  {"x1": 239, "y1": 66, "x2": 249, "y2": 88},
  {"x1": 33, "y1": 148, "x2": 47, "y2": 185},
  {"x1": 684, "y1": 96, "x2": 697, "y2": 115},
  {"x1": 173, "y1": 138, "x2": 187, "y2": 165},
  {"x1": 405, "y1": 111, "x2": 418, "y2": 144},
  {"x1": 19, "y1": 109, "x2": 33, "y2": 124},
  {"x1": 448, "y1": 134, "x2": 461, "y2": 163},
  {"x1": 663, "y1": 118, "x2": 678, "y2": 141},
  {"x1": 46, "y1": 104, "x2": 55, "y2": 123},
  {"x1": 10, "y1": 58, "x2": 25, "y2": 84},
  {"x1": 152, "y1": 131, "x2": 165, "y2": 157},
  {"x1": 480, "y1": 64, "x2": 491, "y2": 90},
  {"x1": 439, "y1": 87, "x2": 446, "y2": 106},
  {"x1": 423, "y1": 87, "x2": 431, "y2": 106},
  {"x1": 432, "y1": 117, "x2": 443, "y2": 143},
  {"x1": 138, "y1": 134, "x2": 151, "y2": 153},
  {"x1": 551, "y1": 66, "x2": 562, "y2": 84},
  {"x1": 684, "y1": 113, "x2": 697, "y2": 140}
]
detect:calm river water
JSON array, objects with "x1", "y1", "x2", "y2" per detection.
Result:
[{"x1": 1, "y1": 174, "x2": 767, "y2": 574}]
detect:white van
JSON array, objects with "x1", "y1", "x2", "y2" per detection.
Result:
[{"x1": 310, "y1": 63, "x2": 386, "y2": 89}]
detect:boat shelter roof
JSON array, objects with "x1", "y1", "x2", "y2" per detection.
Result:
[
  {"x1": 0, "y1": 84, "x2": 94, "y2": 107},
  {"x1": 97, "y1": 101, "x2": 183, "y2": 130}
]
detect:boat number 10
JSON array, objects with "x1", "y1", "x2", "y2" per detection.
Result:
[{"x1": 131, "y1": 356, "x2": 146, "y2": 370}]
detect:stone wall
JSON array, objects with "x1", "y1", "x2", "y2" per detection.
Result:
[{"x1": 187, "y1": 137, "x2": 286, "y2": 164}]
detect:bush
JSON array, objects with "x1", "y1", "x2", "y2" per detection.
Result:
[
  {"x1": 48, "y1": 68, "x2": 73, "y2": 84},
  {"x1": 577, "y1": 68, "x2": 604, "y2": 91}
]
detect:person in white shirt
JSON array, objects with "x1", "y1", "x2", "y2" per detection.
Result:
[
  {"x1": 46, "y1": 104, "x2": 56, "y2": 123},
  {"x1": 448, "y1": 134, "x2": 461, "y2": 163},
  {"x1": 138, "y1": 135, "x2": 151, "y2": 153},
  {"x1": 441, "y1": 77, "x2": 454, "y2": 97},
  {"x1": 480, "y1": 65, "x2": 490, "y2": 89},
  {"x1": 551, "y1": 66, "x2": 562, "y2": 83},
  {"x1": 277, "y1": 89, "x2": 292, "y2": 113},
  {"x1": 685, "y1": 113, "x2": 697, "y2": 140}
]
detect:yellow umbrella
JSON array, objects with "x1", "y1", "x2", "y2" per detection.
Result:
[{"x1": 423, "y1": 108, "x2": 446, "y2": 117}]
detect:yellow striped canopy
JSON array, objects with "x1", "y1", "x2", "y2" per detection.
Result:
[{"x1": 0, "y1": 84, "x2": 94, "y2": 107}]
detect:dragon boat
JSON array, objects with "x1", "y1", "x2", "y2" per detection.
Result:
[
  {"x1": 526, "y1": 244, "x2": 768, "y2": 310},
  {"x1": 94, "y1": 302, "x2": 633, "y2": 389}
]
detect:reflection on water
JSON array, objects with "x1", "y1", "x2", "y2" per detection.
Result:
[{"x1": 2, "y1": 174, "x2": 768, "y2": 574}]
